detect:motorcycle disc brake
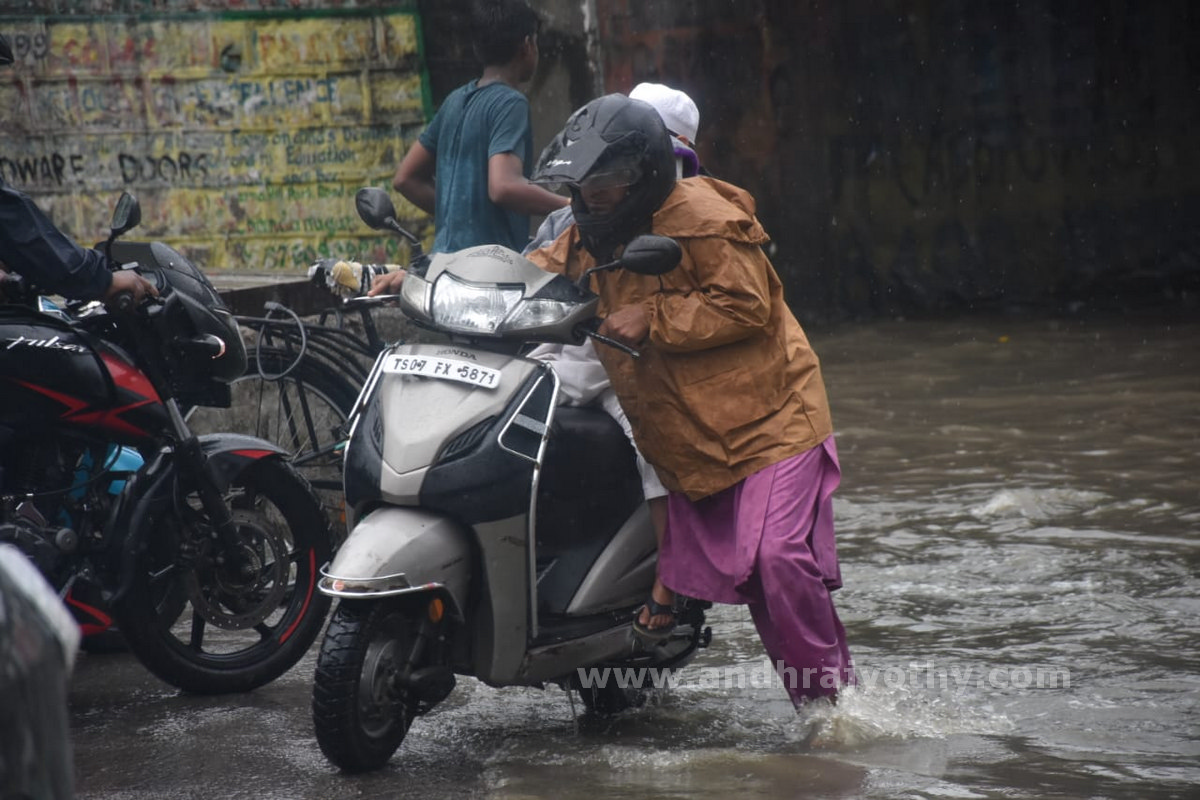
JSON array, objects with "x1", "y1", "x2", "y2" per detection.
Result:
[{"x1": 183, "y1": 509, "x2": 291, "y2": 630}]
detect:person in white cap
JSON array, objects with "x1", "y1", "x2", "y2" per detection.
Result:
[
  {"x1": 521, "y1": 83, "x2": 704, "y2": 641},
  {"x1": 628, "y1": 82, "x2": 703, "y2": 179}
]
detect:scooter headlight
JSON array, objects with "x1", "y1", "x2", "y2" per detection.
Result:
[
  {"x1": 431, "y1": 272, "x2": 523, "y2": 335},
  {"x1": 499, "y1": 299, "x2": 576, "y2": 331}
]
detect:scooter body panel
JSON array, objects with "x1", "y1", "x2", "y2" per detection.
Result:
[
  {"x1": 319, "y1": 506, "x2": 472, "y2": 619},
  {"x1": 380, "y1": 344, "x2": 538, "y2": 495},
  {"x1": 565, "y1": 503, "x2": 658, "y2": 616}
]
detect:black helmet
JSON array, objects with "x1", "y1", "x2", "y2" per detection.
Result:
[
  {"x1": 534, "y1": 94, "x2": 676, "y2": 262},
  {"x1": 0, "y1": 34, "x2": 13, "y2": 66}
]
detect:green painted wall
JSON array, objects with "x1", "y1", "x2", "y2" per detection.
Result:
[{"x1": 2, "y1": 1, "x2": 432, "y2": 273}]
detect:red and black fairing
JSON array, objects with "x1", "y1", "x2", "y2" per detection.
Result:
[{"x1": 0, "y1": 306, "x2": 168, "y2": 446}]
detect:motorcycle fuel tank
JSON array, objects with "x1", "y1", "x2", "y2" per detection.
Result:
[{"x1": 0, "y1": 307, "x2": 165, "y2": 442}]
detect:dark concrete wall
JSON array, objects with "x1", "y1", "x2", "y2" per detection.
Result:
[{"x1": 592, "y1": 0, "x2": 1200, "y2": 319}]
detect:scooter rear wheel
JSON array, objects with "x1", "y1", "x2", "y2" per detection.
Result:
[
  {"x1": 573, "y1": 673, "x2": 655, "y2": 715},
  {"x1": 312, "y1": 598, "x2": 426, "y2": 772}
]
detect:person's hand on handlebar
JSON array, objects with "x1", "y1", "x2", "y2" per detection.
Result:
[
  {"x1": 366, "y1": 269, "x2": 406, "y2": 296},
  {"x1": 598, "y1": 304, "x2": 650, "y2": 349},
  {"x1": 104, "y1": 269, "x2": 158, "y2": 307}
]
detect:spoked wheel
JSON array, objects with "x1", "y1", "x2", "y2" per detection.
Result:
[
  {"x1": 313, "y1": 598, "x2": 449, "y2": 773},
  {"x1": 113, "y1": 458, "x2": 332, "y2": 694},
  {"x1": 185, "y1": 347, "x2": 357, "y2": 540}
]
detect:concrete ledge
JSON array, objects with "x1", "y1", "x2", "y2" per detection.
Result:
[{"x1": 215, "y1": 278, "x2": 337, "y2": 318}]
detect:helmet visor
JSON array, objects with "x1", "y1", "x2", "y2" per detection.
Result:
[{"x1": 578, "y1": 165, "x2": 642, "y2": 194}]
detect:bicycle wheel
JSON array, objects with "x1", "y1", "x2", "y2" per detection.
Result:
[{"x1": 186, "y1": 347, "x2": 359, "y2": 538}]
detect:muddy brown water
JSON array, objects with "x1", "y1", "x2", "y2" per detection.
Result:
[{"x1": 69, "y1": 313, "x2": 1199, "y2": 799}]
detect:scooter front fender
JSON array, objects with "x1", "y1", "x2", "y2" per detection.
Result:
[{"x1": 318, "y1": 506, "x2": 472, "y2": 620}]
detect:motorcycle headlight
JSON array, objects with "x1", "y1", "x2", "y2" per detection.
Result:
[
  {"x1": 431, "y1": 273, "x2": 523, "y2": 335},
  {"x1": 499, "y1": 298, "x2": 575, "y2": 331}
]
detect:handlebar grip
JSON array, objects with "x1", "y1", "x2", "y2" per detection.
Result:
[{"x1": 110, "y1": 290, "x2": 136, "y2": 313}]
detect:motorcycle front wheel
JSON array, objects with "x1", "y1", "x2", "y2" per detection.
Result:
[
  {"x1": 312, "y1": 599, "x2": 438, "y2": 772},
  {"x1": 114, "y1": 457, "x2": 332, "y2": 694}
]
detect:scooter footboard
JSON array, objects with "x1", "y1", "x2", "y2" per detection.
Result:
[{"x1": 318, "y1": 507, "x2": 472, "y2": 620}]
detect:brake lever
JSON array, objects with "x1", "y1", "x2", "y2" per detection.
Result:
[
  {"x1": 105, "y1": 290, "x2": 163, "y2": 317},
  {"x1": 582, "y1": 327, "x2": 641, "y2": 359},
  {"x1": 342, "y1": 295, "x2": 400, "y2": 309}
]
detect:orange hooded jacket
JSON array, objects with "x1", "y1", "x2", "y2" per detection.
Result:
[{"x1": 526, "y1": 176, "x2": 833, "y2": 500}]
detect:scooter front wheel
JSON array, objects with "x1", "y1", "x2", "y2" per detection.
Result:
[{"x1": 312, "y1": 598, "x2": 432, "y2": 772}]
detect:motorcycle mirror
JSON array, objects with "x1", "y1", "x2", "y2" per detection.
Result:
[
  {"x1": 355, "y1": 187, "x2": 397, "y2": 230},
  {"x1": 618, "y1": 235, "x2": 681, "y2": 276},
  {"x1": 104, "y1": 192, "x2": 141, "y2": 266},
  {"x1": 356, "y1": 187, "x2": 423, "y2": 257},
  {"x1": 110, "y1": 192, "x2": 141, "y2": 236}
]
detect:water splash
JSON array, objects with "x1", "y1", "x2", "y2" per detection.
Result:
[
  {"x1": 802, "y1": 680, "x2": 1015, "y2": 749},
  {"x1": 969, "y1": 487, "x2": 1109, "y2": 521}
]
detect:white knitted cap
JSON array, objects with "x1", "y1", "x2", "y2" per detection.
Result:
[{"x1": 629, "y1": 82, "x2": 699, "y2": 145}]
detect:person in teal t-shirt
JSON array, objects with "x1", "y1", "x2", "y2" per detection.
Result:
[{"x1": 392, "y1": 0, "x2": 568, "y2": 253}]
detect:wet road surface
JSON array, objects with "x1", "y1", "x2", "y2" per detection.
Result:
[{"x1": 69, "y1": 314, "x2": 1200, "y2": 799}]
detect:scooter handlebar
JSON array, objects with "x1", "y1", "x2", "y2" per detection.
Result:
[{"x1": 579, "y1": 324, "x2": 641, "y2": 359}]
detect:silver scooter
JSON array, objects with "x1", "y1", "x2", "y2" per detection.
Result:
[{"x1": 311, "y1": 189, "x2": 711, "y2": 773}]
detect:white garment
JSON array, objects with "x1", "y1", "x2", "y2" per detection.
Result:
[{"x1": 528, "y1": 338, "x2": 667, "y2": 500}]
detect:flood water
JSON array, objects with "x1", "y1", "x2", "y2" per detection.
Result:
[{"x1": 69, "y1": 313, "x2": 1199, "y2": 799}]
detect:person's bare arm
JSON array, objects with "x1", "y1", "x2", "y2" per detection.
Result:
[
  {"x1": 488, "y1": 152, "x2": 570, "y2": 216},
  {"x1": 392, "y1": 141, "x2": 437, "y2": 215}
]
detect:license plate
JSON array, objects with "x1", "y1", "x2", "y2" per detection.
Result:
[{"x1": 382, "y1": 354, "x2": 501, "y2": 389}]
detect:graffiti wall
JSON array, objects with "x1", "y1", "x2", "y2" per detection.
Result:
[{"x1": 1, "y1": 3, "x2": 431, "y2": 274}]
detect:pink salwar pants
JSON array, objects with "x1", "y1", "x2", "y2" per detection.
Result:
[{"x1": 659, "y1": 436, "x2": 854, "y2": 705}]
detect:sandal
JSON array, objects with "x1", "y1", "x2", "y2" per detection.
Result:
[{"x1": 631, "y1": 596, "x2": 676, "y2": 643}]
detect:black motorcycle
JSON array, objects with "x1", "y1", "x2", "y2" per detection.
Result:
[{"x1": 0, "y1": 192, "x2": 332, "y2": 694}]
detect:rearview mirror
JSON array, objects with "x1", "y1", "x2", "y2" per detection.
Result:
[
  {"x1": 110, "y1": 192, "x2": 141, "y2": 237},
  {"x1": 355, "y1": 187, "x2": 423, "y2": 255},
  {"x1": 355, "y1": 187, "x2": 398, "y2": 231},
  {"x1": 618, "y1": 235, "x2": 681, "y2": 276},
  {"x1": 104, "y1": 192, "x2": 141, "y2": 265}
]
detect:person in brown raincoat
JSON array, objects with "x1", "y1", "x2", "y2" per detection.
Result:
[{"x1": 526, "y1": 94, "x2": 854, "y2": 705}]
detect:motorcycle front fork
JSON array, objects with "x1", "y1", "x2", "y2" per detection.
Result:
[{"x1": 165, "y1": 398, "x2": 253, "y2": 577}]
